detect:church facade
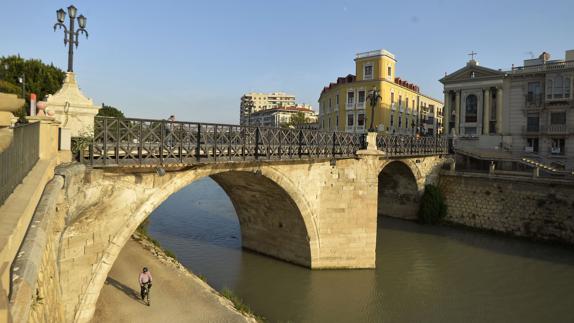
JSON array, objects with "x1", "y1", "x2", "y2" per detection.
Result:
[{"x1": 441, "y1": 50, "x2": 574, "y2": 171}]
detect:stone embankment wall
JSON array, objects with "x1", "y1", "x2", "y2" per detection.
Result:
[{"x1": 439, "y1": 172, "x2": 574, "y2": 244}]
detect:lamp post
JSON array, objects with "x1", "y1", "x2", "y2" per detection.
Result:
[
  {"x1": 366, "y1": 87, "x2": 382, "y2": 132},
  {"x1": 53, "y1": 5, "x2": 88, "y2": 72},
  {"x1": 18, "y1": 74, "x2": 25, "y2": 99}
]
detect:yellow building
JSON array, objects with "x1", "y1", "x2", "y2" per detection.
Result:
[{"x1": 318, "y1": 49, "x2": 443, "y2": 135}]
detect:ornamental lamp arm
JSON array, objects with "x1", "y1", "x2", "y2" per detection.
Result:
[
  {"x1": 53, "y1": 22, "x2": 68, "y2": 33},
  {"x1": 76, "y1": 28, "x2": 89, "y2": 39}
]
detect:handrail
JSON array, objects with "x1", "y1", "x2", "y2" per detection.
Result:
[
  {"x1": 0, "y1": 122, "x2": 40, "y2": 206},
  {"x1": 80, "y1": 117, "x2": 448, "y2": 167}
]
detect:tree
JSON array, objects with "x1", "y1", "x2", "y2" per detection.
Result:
[
  {"x1": 0, "y1": 55, "x2": 66, "y2": 101},
  {"x1": 417, "y1": 184, "x2": 447, "y2": 224},
  {"x1": 289, "y1": 112, "x2": 309, "y2": 127},
  {"x1": 97, "y1": 104, "x2": 125, "y2": 118}
]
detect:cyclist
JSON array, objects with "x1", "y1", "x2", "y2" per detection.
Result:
[{"x1": 139, "y1": 267, "x2": 153, "y2": 301}]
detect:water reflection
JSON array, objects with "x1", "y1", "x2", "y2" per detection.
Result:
[{"x1": 147, "y1": 177, "x2": 574, "y2": 323}]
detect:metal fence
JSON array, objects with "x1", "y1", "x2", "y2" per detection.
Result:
[
  {"x1": 82, "y1": 117, "x2": 365, "y2": 166},
  {"x1": 376, "y1": 134, "x2": 448, "y2": 157},
  {"x1": 0, "y1": 122, "x2": 40, "y2": 205}
]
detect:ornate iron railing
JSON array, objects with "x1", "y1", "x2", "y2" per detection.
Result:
[
  {"x1": 0, "y1": 122, "x2": 40, "y2": 206},
  {"x1": 376, "y1": 134, "x2": 448, "y2": 157},
  {"x1": 82, "y1": 117, "x2": 365, "y2": 166}
]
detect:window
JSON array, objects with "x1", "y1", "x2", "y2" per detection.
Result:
[
  {"x1": 357, "y1": 114, "x2": 365, "y2": 127},
  {"x1": 566, "y1": 78, "x2": 571, "y2": 98},
  {"x1": 347, "y1": 114, "x2": 354, "y2": 126},
  {"x1": 347, "y1": 91, "x2": 355, "y2": 105},
  {"x1": 387, "y1": 66, "x2": 392, "y2": 77},
  {"x1": 364, "y1": 64, "x2": 373, "y2": 80},
  {"x1": 399, "y1": 95, "x2": 402, "y2": 108},
  {"x1": 465, "y1": 95, "x2": 478, "y2": 123},
  {"x1": 336, "y1": 94, "x2": 339, "y2": 105},
  {"x1": 390, "y1": 114, "x2": 394, "y2": 127},
  {"x1": 390, "y1": 91, "x2": 395, "y2": 106},
  {"x1": 554, "y1": 76, "x2": 563, "y2": 98},
  {"x1": 527, "y1": 113, "x2": 539, "y2": 132},
  {"x1": 526, "y1": 138, "x2": 539, "y2": 153},
  {"x1": 527, "y1": 82, "x2": 542, "y2": 104},
  {"x1": 406, "y1": 98, "x2": 409, "y2": 109},
  {"x1": 550, "y1": 112, "x2": 566, "y2": 125},
  {"x1": 336, "y1": 115, "x2": 339, "y2": 127},
  {"x1": 328, "y1": 118, "x2": 331, "y2": 129},
  {"x1": 329, "y1": 98, "x2": 332, "y2": 111},
  {"x1": 551, "y1": 138, "x2": 565, "y2": 155},
  {"x1": 358, "y1": 91, "x2": 365, "y2": 105},
  {"x1": 399, "y1": 113, "x2": 402, "y2": 128},
  {"x1": 546, "y1": 79, "x2": 553, "y2": 99}
]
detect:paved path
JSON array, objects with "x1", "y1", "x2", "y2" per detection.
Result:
[{"x1": 93, "y1": 239, "x2": 252, "y2": 323}]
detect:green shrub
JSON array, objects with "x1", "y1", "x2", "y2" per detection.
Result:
[{"x1": 417, "y1": 184, "x2": 447, "y2": 224}]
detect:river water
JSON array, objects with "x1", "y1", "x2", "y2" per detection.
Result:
[{"x1": 147, "y1": 177, "x2": 574, "y2": 323}]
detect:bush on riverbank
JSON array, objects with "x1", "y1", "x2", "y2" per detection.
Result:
[{"x1": 417, "y1": 184, "x2": 447, "y2": 224}]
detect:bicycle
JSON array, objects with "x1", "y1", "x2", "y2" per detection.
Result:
[{"x1": 141, "y1": 282, "x2": 151, "y2": 306}]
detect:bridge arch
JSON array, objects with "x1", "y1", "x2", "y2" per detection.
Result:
[
  {"x1": 72, "y1": 164, "x2": 318, "y2": 322},
  {"x1": 377, "y1": 160, "x2": 422, "y2": 220}
]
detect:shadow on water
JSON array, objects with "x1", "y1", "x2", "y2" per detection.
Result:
[
  {"x1": 379, "y1": 216, "x2": 574, "y2": 266},
  {"x1": 105, "y1": 277, "x2": 142, "y2": 302}
]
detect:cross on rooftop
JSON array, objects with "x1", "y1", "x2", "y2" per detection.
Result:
[{"x1": 468, "y1": 51, "x2": 477, "y2": 60}]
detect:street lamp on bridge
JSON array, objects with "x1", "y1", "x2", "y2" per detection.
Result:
[
  {"x1": 367, "y1": 87, "x2": 382, "y2": 132},
  {"x1": 53, "y1": 5, "x2": 88, "y2": 72}
]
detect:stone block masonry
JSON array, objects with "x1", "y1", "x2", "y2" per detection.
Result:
[{"x1": 439, "y1": 172, "x2": 574, "y2": 244}]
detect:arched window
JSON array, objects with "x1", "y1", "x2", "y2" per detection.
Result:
[{"x1": 465, "y1": 95, "x2": 477, "y2": 123}]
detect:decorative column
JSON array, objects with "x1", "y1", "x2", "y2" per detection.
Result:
[
  {"x1": 443, "y1": 91, "x2": 449, "y2": 135},
  {"x1": 455, "y1": 90, "x2": 461, "y2": 135},
  {"x1": 496, "y1": 87, "x2": 503, "y2": 133},
  {"x1": 483, "y1": 88, "x2": 491, "y2": 135}
]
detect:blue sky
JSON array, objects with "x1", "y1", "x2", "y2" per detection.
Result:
[{"x1": 1, "y1": 0, "x2": 573, "y2": 123}]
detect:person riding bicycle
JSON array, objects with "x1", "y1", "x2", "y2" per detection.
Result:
[{"x1": 139, "y1": 267, "x2": 153, "y2": 300}]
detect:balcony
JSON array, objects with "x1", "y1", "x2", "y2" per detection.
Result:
[
  {"x1": 522, "y1": 125, "x2": 540, "y2": 134},
  {"x1": 541, "y1": 124, "x2": 574, "y2": 135},
  {"x1": 550, "y1": 147, "x2": 564, "y2": 155},
  {"x1": 510, "y1": 60, "x2": 574, "y2": 74},
  {"x1": 346, "y1": 101, "x2": 355, "y2": 110}
]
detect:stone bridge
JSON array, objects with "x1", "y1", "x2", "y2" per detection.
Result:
[{"x1": 5, "y1": 117, "x2": 451, "y2": 323}]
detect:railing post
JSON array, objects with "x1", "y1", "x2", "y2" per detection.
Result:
[
  {"x1": 298, "y1": 129, "x2": 303, "y2": 158},
  {"x1": 214, "y1": 125, "x2": 218, "y2": 162},
  {"x1": 332, "y1": 132, "x2": 336, "y2": 157},
  {"x1": 196, "y1": 124, "x2": 201, "y2": 162},
  {"x1": 178, "y1": 123, "x2": 183, "y2": 163},
  {"x1": 138, "y1": 120, "x2": 143, "y2": 165},
  {"x1": 103, "y1": 117, "x2": 108, "y2": 165},
  {"x1": 160, "y1": 120, "x2": 165, "y2": 165},
  {"x1": 115, "y1": 118, "x2": 120, "y2": 165},
  {"x1": 255, "y1": 127, "x2": 260, "y2": 160},
  {"x1": 228, "y1": 125, "x2": 232, "y2": 161}
]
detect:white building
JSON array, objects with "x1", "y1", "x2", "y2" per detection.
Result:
[
  {"x1": 249, "y1": 106, "x2": 318, "y2": 128},
  {"x1": 240, "y1": 92, "x2": 312, "y2": 125}
]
